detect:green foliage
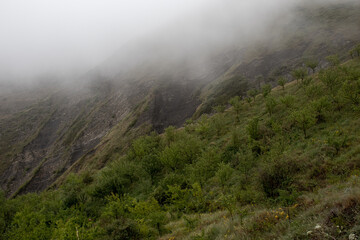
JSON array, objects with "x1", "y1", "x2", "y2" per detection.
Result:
[
  {"x1": 325, "y1": 129, "x2": 349, "y2": 156},
  {"x1": 0, "y1": 190, "x2": 7, "y2": 236},
  {"x1": 247, "y1": 117, "x2": 261, "y2": 141},
  {"x1": 229, "y1": 96, "x2": 243, "y2": 122},
  {"x1": 348, "y1": 44, "x2": 360, "y2": 59},
  {"x1": 290, "y1": 107, "x2": 317, "y2": 138},
  {"x1": 209, "y1": 114, "x2": 227, "y2": 136},
  {"x1": 215, "y1": 163, "x2": 234, "y2": 190},
  {"x1": 355, "y1": 44, "x2": 360, "y2": 57},
  {"x1": 60, "y1": 173, "x2": 88, "y2": 208},
  {"x1": 265, "y1": 97, "x2": 277, "y2": 116},
  {"x1": 190, "y1": 147, "x2": 221, "y2": 186},
  {"x1": 91, "y1": 159, "x2": 146, "y2": 197},
  {"x1": 305, "y1": 59, "x2": 319, "y2": 73},
  {"x1": 326, "y1": 54, "x2": 340, "y2": 66},
  {"x1": 305, "y1": 84, "x2": 323, "y2": 99},
  {"x1": 247, "y1": 88, "x2": 258, "y2": 101},
  {"x1": 160, "y1": 134, "x2": 202, "y2": 171},
  {"x1": 260, "y1": 159, "x2": 300, "y2": 198},
  {"x1": 129, "y1": 133, "x2": 163, "y2": 182},
  {"x1": 213, "y1": 105, "x2": 226, "y2": 113},
  {"x1": 262, "y1": 84, "x2": 272, "y2": 98},
  {"x1": 166, "y1": 183, "x2": 206, "y2": 213},
  {"x1": 52, "y1": 215, "x2": 102, "y2": 240},
  {"x1": 341, "y1": 79, "x2": 360, "y2": 106},
  {"x1": 3, "y1": 57, "x2": 360, "y2": 240},
  {"x1": 291, "y1": 68, "x2": 307, "y2": 83},
  {"x1": 279, "y1": 95, "x2": 296, "y2": 109},
  {"x1": 218, "y1": 195, "x2": 236, "y2": 219},
  {"x1": 318, "y1": 68, "x2": 343, "y2": 98},
  {"x1": 309, "y1": 96, "x2": 331, "y2": 122},
  {"x1": 183, "y1": 215, "x2": 199, "y2": 231},
  {"x1": 277, "y1": 77, "x2": 287, "y2": 90},
  {"x1": 300, "y1": 76, "x2": 313, "y2": 89},
  {"x1": 245, "y1": 97, "x2": 252, "y2": 106},
  {"x1": 194, "y1": 115, "x2": 211, "y2": 138}
]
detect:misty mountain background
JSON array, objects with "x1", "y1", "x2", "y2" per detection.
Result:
[{"x1": 0, "y1": 0, "x2": 360, "y2": 197}]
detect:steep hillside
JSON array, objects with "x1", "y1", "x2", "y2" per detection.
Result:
[
  {"x1": 1, "y1": 52, "x2": 360, "y2": 239},
  {"x1": 1, "y1": 0, "x2": 360, "y2": 199}
]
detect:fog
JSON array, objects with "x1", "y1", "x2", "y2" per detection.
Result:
[{"x1": 0, "y1": 0, "x2": 356, "y2": 85}]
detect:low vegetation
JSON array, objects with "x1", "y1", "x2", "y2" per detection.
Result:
[{"x1": 1, "y1": 51, "x2": 360, "y2": 239}]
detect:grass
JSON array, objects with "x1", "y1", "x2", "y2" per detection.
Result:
[
  {"x1": 1, "y1": 7, "x2": 360, "y2": 237},
  {"x1": 153, "y1": 58, "x2": 360, "y2": 239}
]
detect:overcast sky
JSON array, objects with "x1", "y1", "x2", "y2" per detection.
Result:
[
  {"x1": 0, "y1": 0, "x2": 349, "y2": 82},
  {"x1": 0, "y1": 0, "x2": 212, "y2": 79}
]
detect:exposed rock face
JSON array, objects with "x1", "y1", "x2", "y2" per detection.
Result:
[
  {"x1": 0, "y1": 76, "x2": 209, "y2": 197},
  {"x1": 1, "y1": 1, "x2": 360, "y2": 197}
]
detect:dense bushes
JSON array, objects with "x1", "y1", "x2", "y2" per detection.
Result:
[{"x1": 1, "y1": 57, "x2": 360, "y2": 239}]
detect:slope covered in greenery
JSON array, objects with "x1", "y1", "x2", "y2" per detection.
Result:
[
  {"x1": 1, "y1": 48, "x2": 360, "y2": 239},
  {"x1": 1, "y1": 0, "x2": 360, "y2": 199}
]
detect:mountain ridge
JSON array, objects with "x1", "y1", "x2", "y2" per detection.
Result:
[{"x1": 1, "y1": 0, "x2": 360, "y2": 198}]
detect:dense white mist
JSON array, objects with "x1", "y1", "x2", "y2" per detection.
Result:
[
  {"x1": 0, "y1": 0, "x2": 209, "y2": 79},
  {"x1": 0, "y1": 0, "x2": 356, "y2": 84}
]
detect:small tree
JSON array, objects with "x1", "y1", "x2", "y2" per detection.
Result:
[
  {"x1": 213, "y1": 105, "x2": 226, "y2": 113},
  {"x1": 300, "y1": 76, "x2": 312, "y2": 90},
  {"x1": 229, "y1": 96, "x2": 243, "y2": 122},
  {"x1": 261, "y1": 84, "x2": 272, "y2": 98},
  {"x1": 341, "y1": 79, "x2": 360, "y2": 106},
  {"x1": 326, "y1": 54, "x2": 340, "y2": 67},
  {"x1": 247, "y1": 89, "x2": 258, "y2": 101},
  {"x1": 310, "y1": 97, "x2": 331, "y2": 122},
  {"x1": 291, "y1": 107, "x2": 317, "y2": 138},
  {"x1": 291, "y1": 68, "x2": 307, "y2": 83},
  {"x1": 318, "y1": 68, "x2": 342, "y2": 98},
  {"x1": 277, "y1": 77, "x2": 287, "y2": 90},
  {"x1": 280, "y1": 95, "x2": 295, "y2": 109},
  {"x1": 247, "y1": 117, "x2": 260, "y2": 141},
  {"x1": 215, "y1": 163, "x2": 234, "y2": 191},
  {"x1": 305, "y1": 59, "x2": 319, "y2": 74},
  {"x1": 265, "y1": 97, "x2": 277, "y2": 116},
  {"x1": 218, "y1": 195, "x2": 236, "y2": 220},
  {"x1": 245, "y1": 97, "x2": 252, "y2": 106}
]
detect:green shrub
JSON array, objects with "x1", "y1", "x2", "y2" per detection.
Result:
[
  {"x1": 265, "y1": 97, "x2": 277, "y2": 116},
  {"x1": 229, "y1": 96, "x2": 243, "y2": 122},
  {"x1": 215, "y1": 163, "x2": 234, "y2": 190},
  {"x1": 290, "y1": 107, "x2": 317, "y2": 138},
  {"x1": 280, "y1": 95, "x2": 296, "y2": 109},
  {"x1": 247, "y1": 117, "x2": 261, "y2": 141},
  {"x1": 305, "y1": 59, "x2": 319, "y2": 74},
  {"x1": 326, "y1": 54, "x2": 340, "y2": 66},
  {"x1": 247, "y1": 89, "x2": 259, "y2": 101},
  {"x1": 160, "y1": 135, "x2": 202, "y2": 171},
  {"x1": 91, "y1": 160, "x2": 145, "y2": 197},
  {"x1": 259, "y1": 159, "x2": 300, "y2": 198},
  {"x1": 319, "y1": 68, "x2": 343, "y2": 98},
  {"x1": 190, "y1": 147, "x2": 221, "y2": 186},
  {"x1": 292, "y1": 68, "x2": 307, "y2": 83},
  {"x1": 277, "y1": 77, "x2": 287, "y2": 90},
  {"x1": 262, "y1": 84, "x2": 272, "y2": 98}
]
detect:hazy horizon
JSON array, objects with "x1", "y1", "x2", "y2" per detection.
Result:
[{"x1": 0, "y1": 0, "x2": 356, "y2": 85}]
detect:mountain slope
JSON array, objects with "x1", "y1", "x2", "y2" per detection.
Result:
[
  {"x1": 0, "y1": 0, "x2": 360, "y2": 198},
  {"x1": 1, "y1": 55, "x2": 360, "y2": 239}
]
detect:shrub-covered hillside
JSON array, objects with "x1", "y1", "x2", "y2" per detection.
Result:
[{"x1": 1, "y1": 50, "x2": 360, "y2": 239}]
